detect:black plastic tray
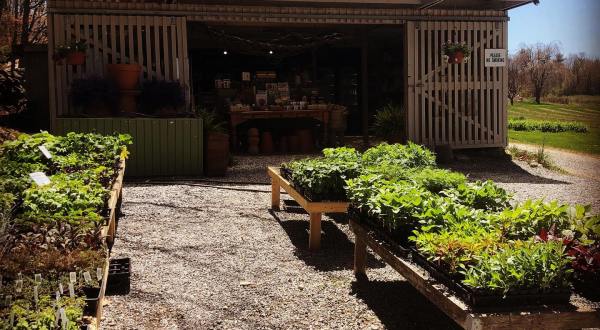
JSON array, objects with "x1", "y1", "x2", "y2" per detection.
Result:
[
  {"x1": 106, "y1": 258, "x2": 131, "y2": 296},
  {"x1": 410, "y1": 248, "x2": 571, "y2": 309}
]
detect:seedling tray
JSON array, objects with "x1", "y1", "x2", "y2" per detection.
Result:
[
  {"x1": 410, "y1": 248, "x2": 571, "y2": 309},
  {"x1": 106, "y1": 258, "x2": 131, "y2": 296},
  {"x1": 348, "y1": 207, "x2": 411, "y2": 258}
]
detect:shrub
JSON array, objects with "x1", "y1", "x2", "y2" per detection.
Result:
[
  {"x1": 508, "y1": 119, "x2": 588, "y2": 133},
  {"x1": 443, "y1": 181, "x2": 511, "y2": 211},
  {"x1": 0, "y1": 68, "x2": 27, "y2": 116},
  {"x1": 139, "y1": 80, "x2": 186, "y2": 115},
  {"x1": 372, "y1": 103, "x2": 405, "y2": 142},
  {"x1": 69, "y1": 76, "x2": 119, "y2": 114}
]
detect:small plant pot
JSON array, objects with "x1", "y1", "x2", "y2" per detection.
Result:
[
  {"x1": 107, "y1": 64, "x2": 142, "y2": 90},
  {"x1": 107, "y1": 258, "x2": 131, "y2": 296},
  {"x1": 448, "y1": 51, "x2": 465, "y2": 64},
  {"x1": 82, "y1": 286, "x2": 101, "y2": 316},
  {"x1": 67, "y1": 51, "x2": 86, "y2": 65},
  {"x1": 205, "y1": 132, "x2": 229, "y2": 176}
]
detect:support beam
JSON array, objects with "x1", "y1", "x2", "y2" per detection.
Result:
[{"x1": 361, "y1": 29, "x2": 369, "y2": 147}]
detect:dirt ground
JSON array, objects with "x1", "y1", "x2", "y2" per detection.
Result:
[{"x1": 101, "y1": 152, "x2": 599, "y2": 329}]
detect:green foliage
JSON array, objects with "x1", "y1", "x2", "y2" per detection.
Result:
[
  {"x1": 508, "y1": 119, "x2": 588, "y2": 133},
  {"x1": 442, "y1": 42, "x2": 472, "y2": 56},
  {"x1": 0, "y1": 68, "x2": 27, "y2": 115},
  {"x1": 362, "y1": 142, "x2": 436, "y2": 168},
  {"x1": 461, "y1": 241, "x2": 572, "y2": 295},
  {"x1": 196, "y1": 109, "x2": 227, "y2": 134},
  {"x1": 493, "y1": 199, "x2": 571, "y2": 240},
  {"x1": 284, "y1": 157, "x2": 361, "y2": 201},
  {"x1": 409, "y1": 168, "x2": 467, "y2": 194},
  {"x1": 443, "y1": 181, "x2": 511, "y2": 211},
  {"x1": 371, "y1": 103, "x2": 405, "y2": 141},
  {"x1": 322, "y1": 147, "x2": 361, "y2": 162}
]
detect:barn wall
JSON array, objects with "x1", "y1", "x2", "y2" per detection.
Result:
[{"x1": 405, "y1": 20, "x2": 508, "y2": 148}]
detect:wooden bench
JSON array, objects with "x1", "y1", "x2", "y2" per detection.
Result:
[
  {"x1": 268, "y1": 166, "x2": 349, "y2": 251},
  {"x1": 350, "y1": 218, "x2": 600, "y2": 330}
]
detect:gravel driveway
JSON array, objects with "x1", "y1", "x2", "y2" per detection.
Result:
[{"x1": 102, "y1": 152, "x2": 599, "y2": 329}]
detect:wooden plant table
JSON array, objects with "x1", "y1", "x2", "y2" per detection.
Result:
[
  {"x1": 350, "y1": 218, "x2": 600, "y2": 330},
  {"x1": 268, "y1": 166, "x2": 349, "y2": 251}
]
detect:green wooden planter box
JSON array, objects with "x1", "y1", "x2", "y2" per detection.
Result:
[{"x1": 55, "y1": 118, "x2": 203, "y2": 177}]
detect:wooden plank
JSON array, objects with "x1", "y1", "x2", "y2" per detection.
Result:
[
  {"x1": 153, "y1": 16, "x2": 162, "y2": 79},
  {"x1": 501, "y1": 21, "x2": 508, "y2": 146},
  {"x1": 433, "y1": 21, "x2": 439, "y2": 145},
  {"x1": 110, "y1": 16, "x2": 117, "y2": 63},
  {"x1": 162, "y1": 16, "x2": 171, "y2": 80},
  {"x1": 350, "y1": 218, "x2": 600, "y2": 330},
  {"x1": 48, "y1": 13, "x2": 57, "y2": 131},
  {"x1": 118, "y1": 16, "x2": 126, "y2": 64},
  {"x1": 170, "y1": 17, "x2": 179, "y2": 81},
  {"x1": 420, "y1": 24, "x2": 426, "y2": 144},
  {"x1": 144, "y1": 16, "x2": 153, "y2": 79},
  {"x1": 405, "y1": 22, "x2": 415, "y2": 142}
]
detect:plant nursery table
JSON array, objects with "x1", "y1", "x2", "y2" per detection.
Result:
[
  {"x1": 349, "y1": 218, "x2": 600, "y2": 330},
  {"x1": 268, "y1": 166, "x2": 349, "y2": 251}
]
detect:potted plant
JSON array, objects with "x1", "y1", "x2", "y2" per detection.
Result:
[
  {"x1": 197, "y1": 109, "x2": 229, "y2": 176},
  {"x1": 139, "y1": 80, "x2": 185, "y2": 116},
  {"x1": 70, "y1": 76, "x2": 119, "y2": 116},
  {"x1": 53, "y1": 40, "x2": 87, "y2": 65},
  {"x1": 442, "y1": 41, "x2": 472, "y2": 64},
  {"x1": 371, "y1": 103, "x2": 406, "y2": 143},
  {"x1": 106, "y1": 62, "x2": 142, "y2": 90}
]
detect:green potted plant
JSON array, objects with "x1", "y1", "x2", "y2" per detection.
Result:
[
  {"x1": 197, "y1": 109, "x2": 229, "y2": 176},
  {"x1": 69, "y1": 76, "x2": 119, "y2": 116},
  {"x1": 53, "y1": 40, "x2": 87, "y2": 65},
  {"x1": 139, "y1": 80, "x2": 185, "y2": 116},
  {"x1": 371, "y1": 103, "x2": 406, "y2": 143},
  {"x1": 442, "y1": 41, "x2": 472, "y2": 64}
]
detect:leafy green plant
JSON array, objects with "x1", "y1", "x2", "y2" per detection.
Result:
[
  {"x1": 493, "y1": 199, "x2": 571, "y2": 240},
  {"x1": 442, "y1": 41, "x2": 472, "y2": 57},
  {"x1": 372, "y1": 103, "x2": 405, "y2": 142},
  {"x1": 322, "y1": 147, "x2": 361, "y2": 162},
  {"x1": 443, "y1": 181, "x2": 511, "y2": 211},
  {"x1": 196, "y1": 109, "x2": 227, "y2": 134},
  {"x1": 461, "y1": 241, "x2": 572, "y2": 295},
  {"x1": 362, "y1": 142, "x2": 436, "y2": 168},
  {"x1": 409, "y1": 168, "x2": 467, "y2": 194}
]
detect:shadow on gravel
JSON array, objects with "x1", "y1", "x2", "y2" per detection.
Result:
[
  {"x1": 351, "y1": 279, "x2": 461, "y2": 330},
  {"x1": 446, "y1": 152, "x2": 569, "y2": 184},
  {"x1": 269, "y1": 209, "x2": 385, "y2": 272}
]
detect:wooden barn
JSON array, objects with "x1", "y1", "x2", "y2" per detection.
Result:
[{"x1": 46, "y1": 0, "x2": 538, "y2": 176}]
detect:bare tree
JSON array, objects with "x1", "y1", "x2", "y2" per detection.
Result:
[
  {"x1": 507, "y1": 53, "x2": 526, "y2": 105},
  {"x1": 521, "y1": 43, "x2": 560, "y2": 104}
]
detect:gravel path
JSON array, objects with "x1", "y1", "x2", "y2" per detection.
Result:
[
  {"x1": 509, "y1": 142, "x2": 600, "y2": 182},
  {"x1": 102, "y1": 152, "x2": 600, "y2": 329}
]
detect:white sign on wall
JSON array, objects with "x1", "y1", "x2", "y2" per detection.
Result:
[{"x1": 484, "y1": 49, "x2": 507, "y2": 67}]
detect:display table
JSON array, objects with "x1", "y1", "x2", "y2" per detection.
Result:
[
  {"x1": 350, "y1": 218, "x2": 600, "y2": 330},
  {"x1": 268, "y1": 166, "x2": 349, "y2": 251},
  {"x1": 229, "y1": 109, "x2": 331, "y2": 150}
]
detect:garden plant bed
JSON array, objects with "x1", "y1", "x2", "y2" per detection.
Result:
[
  {"x1": 268, "y1": 166, "x2": 349, "y2": 251},
  {"x1": 350, "y1": 218, "x2": 600, "y2": 329},
  {"x1": 348, "y1": 206, "x2": 411, "y2": 258},
  {"x1": 279, "y1": 167, "x2": 349, "y2": 202}
]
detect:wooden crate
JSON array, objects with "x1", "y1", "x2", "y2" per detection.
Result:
[
  {"x1": 349, "y1": 218, "x2": 600, "y2": 330},
  {"x1": 268, "y1": 166, "x2": 349, "y2": 251}
]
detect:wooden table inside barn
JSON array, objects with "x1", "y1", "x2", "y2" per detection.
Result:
[
  {"x1": 349, "y1": 218, "x2": 600, "y2": 330},
  {"x1": 230, "y1": 109, "x2": 331, "y2": 150},
  {"x1": 268, "y1": 166, "x2": 349, "y2": 251}
]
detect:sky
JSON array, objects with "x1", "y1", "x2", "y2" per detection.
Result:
[{"x1": 508, "y1": 0, "x2": 600, "y2": 57}]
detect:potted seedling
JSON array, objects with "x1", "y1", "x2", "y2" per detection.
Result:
[
  {"x1": 371, "y1": 103, "x2": 406, "y2": 143},
  {"x1": 442, "y1": 41, "x2": 472, "y2": 64},
  {"x1": 197, "y1": 109, "x2": 229, "y2": 176},
  {"x1": 139, "y1": 80, "x2": 186, "y2": 116}
]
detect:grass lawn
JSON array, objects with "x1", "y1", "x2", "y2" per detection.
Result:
[{"x1": 508, "y1": 96, "x2": 600, "y2": 155}]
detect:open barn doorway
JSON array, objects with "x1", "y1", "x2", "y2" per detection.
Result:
[{"x1": 187, "y1": 23, "x2": 404, "y2": 152}]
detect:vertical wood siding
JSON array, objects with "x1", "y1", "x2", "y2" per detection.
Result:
[
  {"x1": 55, "y1": 118, "x2": 203, "y2": 177},
  {"x1": 48, "y1": 14, "x2": 189, "y2": 118},
  {"x1": 405, "y1": 20, "x2": 508, "y2": 148}
]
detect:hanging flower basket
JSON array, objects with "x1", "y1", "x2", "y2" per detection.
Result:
[
  {"x1": 442, "y1": 41, "x2": 472, "y2": 64},
  {"x1": 54, "y1": 40, "x2": 88, "y2": 65}
]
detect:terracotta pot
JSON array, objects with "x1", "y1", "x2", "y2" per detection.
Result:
[
  {"x1": 260, "y1": 131, "x2": 274, "y2": 154},
  {"x1": 297, "y1": 129, "x2": 314, "y2": 153},
  {"x1": 247, "y1": 128, "x2": 260, "y2": 155},
  {"x1": 205, "y1": 132, "x2": 229, "y2": 177},
  {"x1": 107, "y1": 64, "x2": 142, "y2": 90},
  {"x1": 67, "y1": 51, "x2": 86, "y2": 65},
  {"x1": 118, "y1": 90, "x2": 139, "y2": 114},
  {"x1": 288, "y1": 135, "x2": 300, "y2": 153},
  {"x1": 448, "y1": 51, "x2": 464, "y2": 64}
]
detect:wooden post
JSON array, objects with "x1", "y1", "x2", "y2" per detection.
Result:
[
  {"x1": 271, "y1": 177, "x2": 280, "y2": 210},
  {"x1": 354, "y1": 234, "x2": 367, "y2": 278},
  {"x1": 309, "y1": 212, "x2": 322, "y2": 251},
  {"x1": 361, "y1": 29, "x2": 369, "y2": 147}
]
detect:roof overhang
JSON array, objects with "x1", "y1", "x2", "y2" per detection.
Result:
[{"x1": 180, "y1": 0, "x2": 538, "y2": 10}]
